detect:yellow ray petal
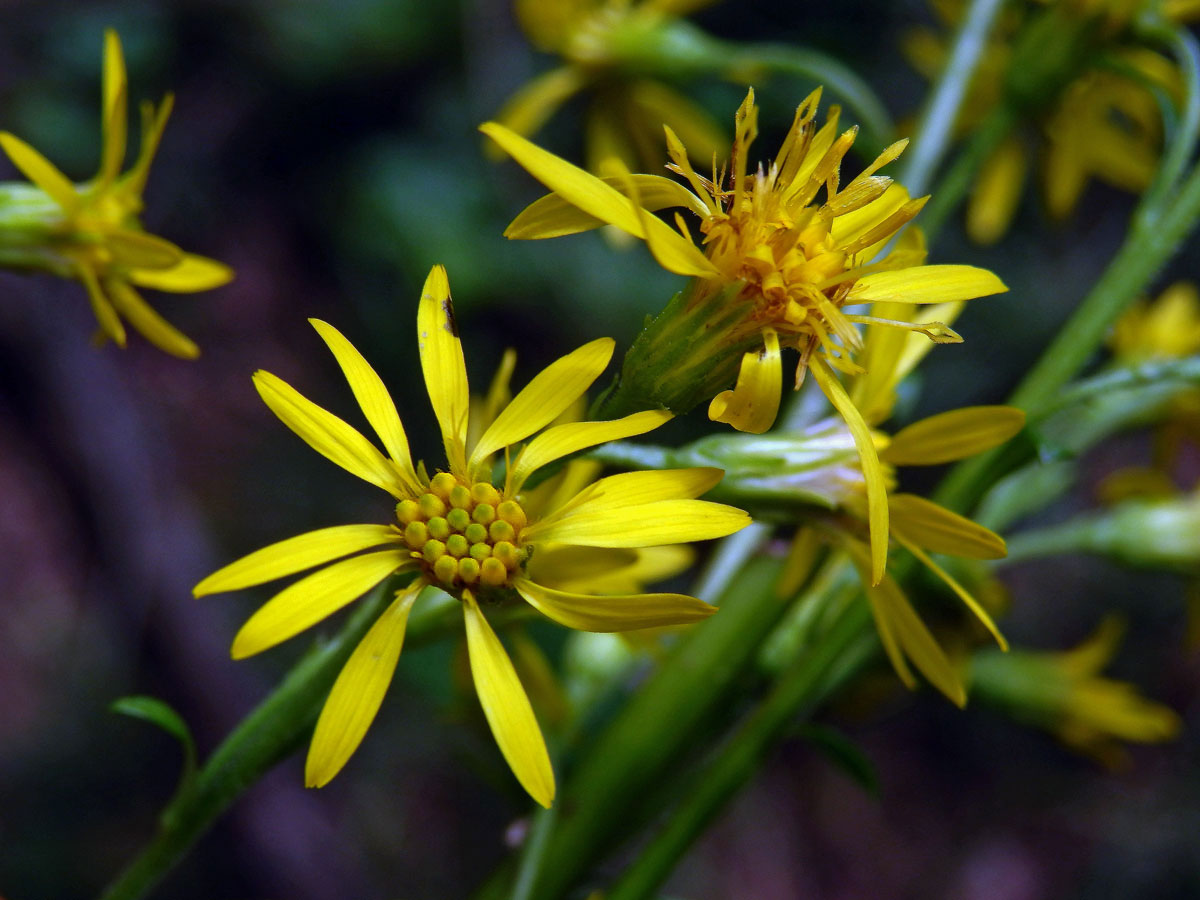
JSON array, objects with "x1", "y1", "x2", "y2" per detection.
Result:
[
  {"x1": 105, "y1": 278, "x2": 199, "y2": 359},
  {"x1": 0, "y1": 132, "x2": 79, "y2": 212},
  {"x1": 811, "y1": 357, "x2": 889, "y2": 585},
  {"x1": 526, "y1": 498, "x2": 749, "y2": 547},
  {"x1": 604, "y1": 157, "x2": 719, "y2": 277},
  {"x1": 708, "y1": 327, "x2": 782, "y2": 434},
  {"x1": 231, "y1": 550, "x2": 410, "y2": 658},
  {"x1": 417, "y1": 265, "x2": 469, "y2": 475},
  {"x1": 305, "y1": 583, "x2": 422, "y2": 787},
  {"x1": 99, "y1": 29, "x2": 128, "y2": 185},
  {"x1": 848, "y1": 265, "x2": 1007, "y2": 305},
  {"x1": 126, "y1": 94, "x2": 173, "y2": 197},
  {"x1": 527, "y1": 546, "x2": 640, "y2": 585},
  {"x1": 848, "y1": 541, "x2": 965, "y2": 705},
  {"x1": 505, "y1": 174, "x2": 707, "y2": 239},
  {"x1": 195, "y1": 524, "x2": 400, "y2": 596},
  {"x1": 470, "y1": 337, "x2": 614, "y2": 471},
  {"x1": 508, "y1": 409, "x2": 672, "y2": 492},
  {"x1": 895, "y1": 535, "x2": 1007, "y2": 650},
  {"x1": 105, "y1": 230, "x2": 184, "y2": 270},
  {"x1": 490, "y1": 66, "x2": 586, "y2": 154},
  {"x1": 882, "y1": 406, "x2": 1026, "y2": 466},
  {"x1": 482, "y1": 122, "x2": 646, "y2": 235},
  {"x1": 127, "y1": 254, "x2": 234, "y2": 293},
  {"x1": 310, "y1": 319, "x2": 421, "y2": 493},
  {"x1": 829, "y1": 182, "x2": 909, "y2": 248},
  {"x1": 253, "y1": 370, "x2": 407, "y2": 498},
  {"x1": 78, "y1": 266, "x2": 127, "y2": 347},
  {"x1": 462, "y1": 591, "x2": 555, "y2": 808},
  {"x1": 515, "y1": 578, "x2": 716, "y2": 632},
  {"x1": 967, "y1": 136, "x2": 1027, "y2": 245},
  {"x1": 889, "y1": 493, "x2": 1006, "y2": 560},
  {"x1": 525, "y1": 468, "x2": 725, "y2": 539}
]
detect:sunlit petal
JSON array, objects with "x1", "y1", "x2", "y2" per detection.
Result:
[
  {"x1": 417, "y1": 265, "x2": 469, "y2": 475},
  {"x1": 708, "y1": 327, "x2": 781, "y2": 434},
  {"x1": 848, "y1": 265, "x2": 1008, "y2": 305}
]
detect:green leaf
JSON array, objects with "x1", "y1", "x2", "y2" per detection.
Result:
[
  {"x1": 111, "y1": 695, "x2": 197, "y2": 777},
  {"x1": 797, "y1": 723, "x2": 879, "y2": 797}
]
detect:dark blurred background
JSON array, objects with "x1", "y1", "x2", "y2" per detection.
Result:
[{"x1": 0, "y1": 1, "x2": 1196, "y2": 897}]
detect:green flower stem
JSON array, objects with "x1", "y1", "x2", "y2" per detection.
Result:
[
  {"x1": 98, "y1": 581, "x2": 401, "y2": 900},
  {"x1": 605, "y1": 599, "x2": 872, "y2": 900},
  {"x1": 896, "y1": 0, "x2": 1009, "y2": 196},
  {"x1": 994, "y1": 517, "x2": 1102, "y2": 564},
  {"x1": 487, "y1": 558, "x2": 798, "y2": 900}
]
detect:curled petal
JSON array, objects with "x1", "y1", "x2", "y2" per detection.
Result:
[{"x1": 708, "y1": 327, "x2": 782, "y2": 434}]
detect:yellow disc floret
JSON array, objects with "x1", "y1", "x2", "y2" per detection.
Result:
[{"x1": 398, "y1": 475, "x2": 528, "y2": 592}]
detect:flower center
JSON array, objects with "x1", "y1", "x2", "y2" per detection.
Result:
[{"x1": 396, "y1": 471, "x2": 528, "y2": 591}]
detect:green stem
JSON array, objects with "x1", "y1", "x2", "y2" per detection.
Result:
[
  {"x1": 98, "y1": 582, "x2": 399, "y2": 900},
  {"x1": 509, "y1": 802, "x2": 559, "y2": 900},
  {"x1": 605, "y1": 599, "x2": 871, "y2": 900},
  {"x1": 896, "y1": 0, "x2": 1009, "y2": 196}
]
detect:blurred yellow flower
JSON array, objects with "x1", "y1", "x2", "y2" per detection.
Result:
[
  {"x1": 194, "y1": 265, "x2": 749, "y2": 807},
  {"x1": 0, "y1": 30, "x2": 232, "y2": 357},
  {"x1": 1111, "y1": 281, "x2": 1200, "y2": 361},
  {"x1": 495, "y1": 0, "x2": 726, "y2": 172},
  {"x1": 971, "y1": 617, "x2": 1181, "y2": 767},
  {"x1": 905, "y1": 2, "x2": 1180, "y2": 243},
  {"x1": 483, "y1": 94, "x2": 1006, "y2": 583}
]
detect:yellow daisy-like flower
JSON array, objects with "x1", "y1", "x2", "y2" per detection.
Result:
[
  {"x1": 0, "y1": 30, "x2": 232, "y2": 357},
  {"x1": 971, "y1": 617, "x2": 1181, "y2": 767},
  {"x1": 748, "y1": 297, "x2": 1022, "y2": 703},
  {"x1": 495, "y1": 0, "x2": 726, "y2": 172},
  {"x1": 483, "y1": 97, "x2": 1006, "y2": 582},
  {"x1": 194, "y1": 265, "x2": 749, "y2": 807},
  {"x1": 1111, "y1": 281, "x2": 1200, "y2": 362}
]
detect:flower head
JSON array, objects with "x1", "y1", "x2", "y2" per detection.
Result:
[
  {"x1": 971, "y1": 618, "x2": 1181, "y2": 767},
  {"x1": 494, "y1": 0, "x2": 726, "y2": 172},
  {"x1": 194, "y1": 265, "x2": 749, "y2": 807},
  {"x1": 483, "y1": 100, "x2": 1006, "y2": 582},
  {"x1": 0, "y1": 30, "x2": 232, "y2": 357}
]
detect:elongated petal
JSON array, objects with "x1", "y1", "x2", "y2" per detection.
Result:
[
  {"x1": 526, "y1": 468, "x2": 725, "y2": 539},
  {"x1": 606, "y1": 159, "x2": 719, "y2": 277},
  {"x1": 889, "y1": 493, "x2": 1006, "y2": 559},
  {"x1": 482, "y1": 122, "x2": 646, "y2": 236},
  {"x1": 126, "y1": 95, "x2": 173, "y2": 197},
  {"x1": 106, "y1": 230, "x2": 184, "y2": 269},
  {"x1": 509, "y1": 409, "x2": 672, "y2": 492},
  {"x1": 105, "y1": 278, "x2": 198, "y2": 359},
  {"x1": 505, "y1": 175, "x2": 707, "y2": 239},
  {"x1": 490, "y1": 66, "x2": 585, "y2": 150},
  {"x1": 708, "y1": 327, "x2": 781, "y2": 434},
  {"x1": 848, "y1": 541, "x2": 965, "y2": 705},
  {"x1": 848, "y1": 265, "x2": 1007, "y2": 304},
  {"x1": 100, "y1": 29, "x2": 128, "y2": 184},
  {"x1": 231, "y1": 550, "x2": 410, "y2": 658},
  {"x1": 305, "y1": 583, "x2": 422, "y2": 787},
  {"x1": 195, "y1": 524, "x2": 400, "y2": 596},
  {"x1": 127, "y1": 254, "x2": 234, "y2": 292},
  {"x1": 310, "y1": 319, "x2": 421, "y2": 492},
  {"x1": 883, "y1": 406, "x2": 1025, "y2": 466},
  {"x1": 417, "y1": 265, "x2": 469, "y2": 474},
  {"x1": 78, "y1": 266, "x2": 127, "y2": 347},
  {"x1": 0, "y1": 132, "x2": 79, "y2": 212},
  {"x1": 967, "y1": 136, "x2": 1027, "y2": 245},
  {"x1": 471, "y1": 337, "x2": 614, "y2": 470},
  {"x1": 527, "y1": 498, "x2": 749, "y2": 547},
  {"x1": 253, "y1": 370, "x2": 406, "y2": 497},
  {"x1": 527, "y1": 546, "x2": 639, "y2": 585},
  {"x1": 895, "y1": 535, "x2": 1007, "y2": 650},
  {"x1": 463, "y1": 592, "x2": 555, "y2": 808},
  {"x1": 515, "y1": 578, "x2": 716, "y2": 632},
  {"x1": 811, "y1": 357, "x2": 888, "y2": 585}
]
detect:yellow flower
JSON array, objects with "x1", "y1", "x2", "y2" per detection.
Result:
[
  {"x1": 1111, "y1": 281, "x2": 1200, "y2": 361},
  {"x1": 483, "y1": 99, "x2": 1006, "y2": 583},
  {"x1": 905, "y1": 3, "x2": 1180, "y2": 243},
  {"x1": 0, "y1": 30, "x2": 232, "y2": 357},
  {"x1": 754, "y1": 301, "x2": 1023, "y2": 704},
  {"x1": 971, "y1": 617, "x2": 1181, "y2": 767},
  {"x1": 194, "y1": 265, "x2": 749, "y2": 807},
  {"x1": 495, "y1": 0, "x2": 726, "y2": 172}
]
